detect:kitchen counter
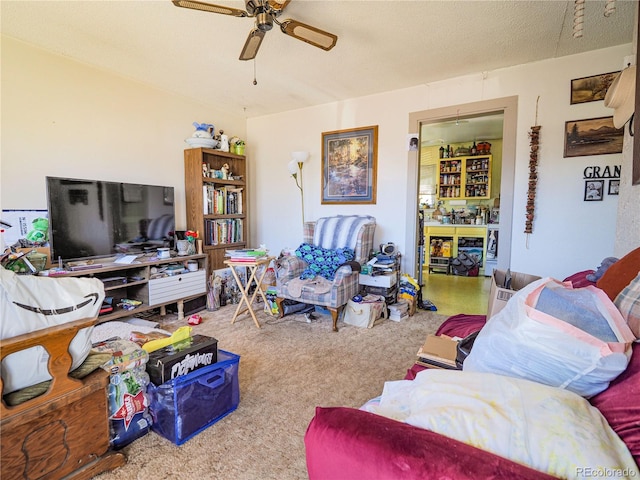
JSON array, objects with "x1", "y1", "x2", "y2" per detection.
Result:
[
  {"x1": 423, "y1": 224, "x2": 499, "y2": 277},
  {"x1": 425, "y1": 222, "x2": 500, "y2": 228},
  {"x1": 425, "y1": 222, "x2": 480, "y2": 227}
]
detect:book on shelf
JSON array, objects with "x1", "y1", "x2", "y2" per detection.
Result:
[
  {"x1": 204, "y1": 218, "x2": 243, "y2": 245},
  {"x1": 203, "y1": 185, "x2": 244, "y2": 215}
]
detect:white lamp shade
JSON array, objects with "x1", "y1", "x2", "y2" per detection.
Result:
[
  {"x1": 291, "y1": 151, "x2": 309, "y2": 163},
  {"x1": 287, "y1": 160, "x2": 299, "y2": 175}
]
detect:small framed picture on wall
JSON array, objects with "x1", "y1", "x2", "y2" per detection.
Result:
[
  {"x1": 608, "y1": 179, "x2": 620, "y2": 195},
  {"x1": 584, "y1": 180, "x2": 604, "y2": 201},
  {"x1": 570, "y1": 71, "x2": 619, "y2": 104}
]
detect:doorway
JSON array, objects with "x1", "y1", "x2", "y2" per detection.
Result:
[{"x1": 406, "y1": 96, "x2": 518, "y2": 311}]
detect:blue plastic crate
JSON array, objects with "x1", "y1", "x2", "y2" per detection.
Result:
[{"x1": 147, "y1": 350, "x2": 240, "y2": 445}]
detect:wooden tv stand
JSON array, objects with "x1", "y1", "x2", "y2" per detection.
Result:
[{"x1": 57, "y1": 254, "x2": 208, "y2": 323}]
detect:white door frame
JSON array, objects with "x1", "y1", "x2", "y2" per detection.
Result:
[{"x1": 406, "y1": 96, "x2": 518, "y2": 279}]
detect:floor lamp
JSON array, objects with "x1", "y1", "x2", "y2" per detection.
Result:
[{"x1": 288, "y1": 151, "x2": 309, "y2": 227}]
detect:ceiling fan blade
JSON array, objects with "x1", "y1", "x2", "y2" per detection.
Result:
[
  {"x1": 239, "y1": 28, "x2": 266, "y2": 61},
  {"x1": 279, "y1": 19, "x2": 337, "y2": 51},
  {"x1": 172, "y1": 0, "x2": 248, "y2": 17},
  {"x1": 268, "y1": 0, "x2": 290, "y2": 12}
]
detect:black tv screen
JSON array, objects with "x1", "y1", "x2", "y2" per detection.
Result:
[{"x1": 46, "y1": 176, "x2": 175, "y2": 262}]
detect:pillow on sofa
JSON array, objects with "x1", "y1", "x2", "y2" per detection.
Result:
[
  {"x1": 295, "y1": 243, "x2": 354, "y2": 280},
  {"x1": 597, "y1": 246, "x2": 640, "y2": 300},
  {"x1": 369, "y1": 370, "x2": 640, "y2": 479},
  {"x1": 306, "y1": 407, "x2": 557, "y2": 480},
  {"x1": 614, "y1": 272, "x2": 640, "y2": 338}
]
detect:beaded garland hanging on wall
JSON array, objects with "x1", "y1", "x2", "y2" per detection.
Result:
[{"x1": 525, "y1": 124, "x2": 540, "y2": 234}]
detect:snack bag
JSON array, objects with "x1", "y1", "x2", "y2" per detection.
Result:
[{"x1": 96, "y1": 339, "x2": 153, "y2": 449}]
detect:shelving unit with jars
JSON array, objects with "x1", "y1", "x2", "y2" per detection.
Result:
[
  {"x1": 438, "y1": 159, "x2": 462, "y2": 199},
  {"x1": 184, "y1": 148, "x2": 248, "y2": 272},
  {"x1": 438, "y1": 155, "x2": 492, "y2": 200}
]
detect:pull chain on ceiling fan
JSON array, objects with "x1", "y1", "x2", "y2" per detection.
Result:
[{"x1": 172, "y1": 0, "x2": 338, "y2": 61}]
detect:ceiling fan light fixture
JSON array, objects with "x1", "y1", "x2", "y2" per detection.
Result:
[{"x1": 256, "y1": 10, "x2": 273, "y2": 31}]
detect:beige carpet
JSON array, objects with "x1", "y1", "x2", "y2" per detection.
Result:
[{"x1": 93, "y1": 302, "x2": 449, "y2": 480}]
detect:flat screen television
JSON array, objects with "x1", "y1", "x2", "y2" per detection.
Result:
[{"x1": 46, "y1": 176, "x2": 175, "y2": 263}]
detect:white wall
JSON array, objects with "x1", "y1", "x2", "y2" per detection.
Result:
[
  {"x1": 247, "y1": 89, "x2": 424, "y2": 255},
  {"x1": 248, "y1": 44, "x2": 638, "y2": 279},
  {"x1": 3, "y1": 37, "x2": 637, "y2": 278},
  {"x1": 1, "y1": 36, "x2": 246, "y2": 232}
]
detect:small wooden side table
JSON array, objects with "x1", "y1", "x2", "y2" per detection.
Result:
[{"x1": 224, "y1": 256, "x2": 275, "y2": 328}]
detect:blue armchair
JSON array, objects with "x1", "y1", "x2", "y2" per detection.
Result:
[{"x1": 275, "y1": 216, "x2": 376, "y2": 331}]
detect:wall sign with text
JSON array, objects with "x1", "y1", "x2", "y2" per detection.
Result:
[{"x1": 582, "y1": 164, "x2": 620, "y2": 201}]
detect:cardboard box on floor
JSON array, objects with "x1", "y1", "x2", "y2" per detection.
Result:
[{"x1": 487, "y1": 269, "x2": 541, "y2": 319}]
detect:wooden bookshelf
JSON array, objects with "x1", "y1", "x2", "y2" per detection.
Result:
[{"x1": 184, "y1": 148, "x2": 248, "y2": 273}]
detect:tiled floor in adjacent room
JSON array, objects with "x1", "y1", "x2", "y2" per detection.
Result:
[{"x1": 420, "y1": 271, "x2": 491, "y2": 318}]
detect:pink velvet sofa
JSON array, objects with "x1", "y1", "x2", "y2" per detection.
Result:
[{"x1": 305, "y1": 253, "x2": 640, "y2": 480}]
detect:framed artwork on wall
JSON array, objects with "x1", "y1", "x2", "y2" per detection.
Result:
[
  {"x1": 608, "y1": 179, "x2": 620, "y2": 195},
  {"x1": 564, "y1": 117, "x2": 623, "y2": 158},
  {"x1": 570, "y1": 71, "x2": 620, "y2": 105},
  {"x1": 321, "y1": 125, "x2": 378, "y2": 204},
  {"x1": 584, "y1": 180, "x2": 604, "y2": 201}
]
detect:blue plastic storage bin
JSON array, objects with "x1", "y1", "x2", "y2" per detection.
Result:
[{"x1": 147, "y1": 349, "x2": 240, "y2": 445}]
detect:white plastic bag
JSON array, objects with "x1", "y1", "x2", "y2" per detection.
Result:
[
  {"x1": 464, "y1": 277, "x2": 635, "y2": 397},
  {"x1": 0, "y1": 268, "x2": 105, "y2": 394}
]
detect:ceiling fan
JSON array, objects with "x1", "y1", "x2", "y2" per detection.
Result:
[{"x1": 172, "y1": 0, "x2": 338, "y2": 61}]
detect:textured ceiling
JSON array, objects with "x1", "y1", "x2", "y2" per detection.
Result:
[{"x1": 1, "y1": 0, "x2": 636, "y2": 119}]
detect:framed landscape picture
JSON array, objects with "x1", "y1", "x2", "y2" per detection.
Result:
[
  {"x1": 321, "y1": 125, "x2": 378, "y2": 204},
  {"x1": 570, "y1": 71, "x2": 619, "y2": 104},
  {"x1": 564, "y1": 117, "x2": 623, "y2": 158}
]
